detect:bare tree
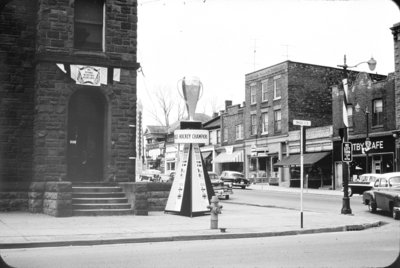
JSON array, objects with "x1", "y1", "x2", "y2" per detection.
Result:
[{"x1": 146, "y1": 85, "x2": 185, "y2": 127}]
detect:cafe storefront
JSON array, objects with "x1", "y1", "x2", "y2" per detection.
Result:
[{"x1": 334, "y1": 134, "x2": 396, "y2": 182}]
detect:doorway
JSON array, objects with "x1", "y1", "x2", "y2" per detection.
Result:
[{"x1": 67, "y1": 88, "x2": 106, "y2": 181}]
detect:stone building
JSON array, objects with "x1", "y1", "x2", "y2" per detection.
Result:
[{"x1": 0, "y1": 0, "x2": 139, "y2": 213}]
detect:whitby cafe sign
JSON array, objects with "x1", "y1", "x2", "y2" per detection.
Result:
[{"x1": 351, "y1": 136, "x2": 392, "y2": 155}]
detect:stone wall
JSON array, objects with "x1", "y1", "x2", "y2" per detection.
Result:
[
  {"x1": 0, "y1": 182, "x2": 30, "y2": 211},
  {"x1": 119, "y1": 182, "x2": 172, "y2": 215},
  {"x1": 28, "y1": 181, "x2": 72, "y2": 217},
  {"x1": 0, "y1": 0, "x2": 36, "y2": 183},
  {"x1": 42, "y1": 182, "x2": 72, "y2": 217}
]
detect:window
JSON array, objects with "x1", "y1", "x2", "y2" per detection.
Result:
[
  {"x1": 216, "y1": 129, "x2": 221, "y2": 144},
  {"x1": 273, "y1": 76, "x2": 281, "y2": 100},
  {"x1": 251, "y1": 114, "x2": 257, "y2": 135},
  {"x1": 274, "y1": 110, "x2": 281, "y2": 132},
  {"x1": 250, "y1": 85, "x2": 257, "y2": 104},
  {"x1": 235, "y1": 124, "x2": 243, "y2": 140},
  {"x1": 223, "y1": 127, "x2": 228, "y2": 142},
  {"x1": 74, "y1": 0, "x2": 104, "y2": 51},
  {"x1": 347, "y1": 104, "x2": 353, "y2": 129},
  {"x1": 261, "y1": 112, "x2": 268, "y2": 134},
  {"x1": 372, "y1": 99, "x2": 383, "y2": 126},
  {"x1": 261, "y1": 80, "x2": 268, "y2": 102}
]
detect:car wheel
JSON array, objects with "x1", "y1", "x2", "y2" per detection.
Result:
[
  {"x1": 225, "y1": 195, "x2": 229, "y2": 200},
  {"x1": 368, "y1": 202, "x2": 377, "y2": 213},
  {"x1": 241, "y1": 185, "x2": 246, "y2": 189},
  {"x1": 391, "y1": 207, "x2": 400, "y2": 220}
]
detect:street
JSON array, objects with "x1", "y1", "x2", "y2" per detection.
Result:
[
  {"x1": 231, "y1": 186, "x2": 398, "y2": 223},
  {"x1": 1, "y1": 187, "x2": 399, "y2": 268},
  {"x1": 1, "y1": 221, "x2": 399, "y2": 268}
]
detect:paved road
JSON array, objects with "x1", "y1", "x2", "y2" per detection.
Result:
[
  {"x1": 227, "y1": 187, "x2": 398, "y2": 224},
  {"x1": 2, "y1": 222, "x2": 399, "y2": 268}
]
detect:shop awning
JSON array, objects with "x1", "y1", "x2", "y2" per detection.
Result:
[
  {"x1": 274, "y1": 152, "x2": 330, "y2": 167},
  {"x1": 213, "y1": 151, "x2": 244, "y2": 163},
  {"x1": 201, "y1": 151, "x2": 212, "y2": 159}
]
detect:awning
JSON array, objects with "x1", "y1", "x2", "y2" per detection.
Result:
[
  {"x1": 274, "y1": 152, "x2": 330, "y2": 167},
  {"x1": 213, "y1": 151, "x2": 244, "y2": 163},
  {"x1": 201, "y1": 151, "x2": 212, "y2": 159}
]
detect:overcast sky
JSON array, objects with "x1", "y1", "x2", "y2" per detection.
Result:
[{"x1": 137, "y1": 0, "x2": 400, "y2": 126}]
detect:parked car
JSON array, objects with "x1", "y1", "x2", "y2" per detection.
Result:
[
  {"x1": 139, "y1": 169, "x2": 161, "y2": 182},
  {"x1": 346, "y1": 173, "x2": 384, "y2": 197},
  {"x1": 362, "y1": 172, "x2": 400, "y2": 220},
  {"x1": 220, "y1": 171, "x2": 250, "y2": 189},
  {"x1": 208, "y1": 172, "x2": 233, "y2": 199}
]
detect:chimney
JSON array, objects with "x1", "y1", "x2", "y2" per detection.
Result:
[
  {"x1": 225, "y1": 100, "x2": 232, "y2": 111},
  {"x1": 212, "y1": 112, "x2": 218, "y2": 118}
]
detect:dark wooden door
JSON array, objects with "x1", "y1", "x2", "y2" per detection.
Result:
[{"x1": 67, "y1": 89, "x2": 105, "y2": 181}]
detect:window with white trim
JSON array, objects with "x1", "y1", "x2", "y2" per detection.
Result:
[
  {"x1": 235, "y1": 124, "x2": 243, "y2": 140},
  {"x1": 261, "y1": 112, "x2": 268, "y2": 134},
  {"x1": 216, "y1": 129, "x2": 221, "y2": 144},
  {"x1": 274, "y1": 110, "x2": 281, "y2": 132},
  {"x1": 372, "y1": 99, "x2": 383, "y2": 126},
  {"x1": 223, "y1": 127, "x2": 228, "y2": 142},
  {"x1": 74, "y1": 0, "x2": 105, "y2": 51},
  {"x1": 273, "y1": 76, "x2": 281, "y2": 100},
  {"x1": 250, "y1": 85, "x2": 257, "y2": 104},
  {"x1": 261, "y1": 80, "x2": 268, "y2": 102},
  {"x1": 251, "y1": 114, "x2": 257, "y2": 135}
]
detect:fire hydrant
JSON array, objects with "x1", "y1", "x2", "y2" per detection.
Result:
[{"x1": 207, "y1": 196, "x2": 223, "y2": 229}]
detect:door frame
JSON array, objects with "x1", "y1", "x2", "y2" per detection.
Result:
[{"x1": 67, "y1": 87, "x2": 109, "y2": 182}]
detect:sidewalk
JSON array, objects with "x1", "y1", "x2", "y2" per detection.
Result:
[
  {"x1": 0, "y1": 198, "x2": 383, "y2": 249},
  {"x1": 248, "y1": 183, "x2": 343, "y2": 195}
]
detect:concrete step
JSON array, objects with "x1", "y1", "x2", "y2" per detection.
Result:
[
  {"x1": 71, "y1": 183, "x2": 132, "y2": 216},
  {"x1": 72, "y1": 197, "x2": 128, "y2": 204},
  {"x1": 72, "y1": 192, "x2": 126, "y2": 198},
  {"x1": 72, "y1": 186, "x2": 123, "y2": 193},
  {"x1": 72, "y1": 203, "x2": 131, "y2": 210},
  {"x1": 73, "y1": 208, "x2": 133, "y2": 216}
]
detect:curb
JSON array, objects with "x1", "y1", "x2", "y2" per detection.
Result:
[{"x1": 0, "y1": 221, "x2": 385, "y2": 250}]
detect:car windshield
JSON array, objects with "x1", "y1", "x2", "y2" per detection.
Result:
[
  {"x1": 389, "y1": 177, "x2": 400, "y2": 184},
  {"x1": 231, "y1": 173, "x2": 244, "y2": 178},
  {"x1": 359, "y1": 176, "x2": 371, "y2": 182}
]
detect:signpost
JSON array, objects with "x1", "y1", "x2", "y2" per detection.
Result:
[
  {"x1": 293, "y1": 119, "x2": 311, "y2": 228},
  {"x1": 342, "y1": 142, "x2": 353, "y2": 162}
]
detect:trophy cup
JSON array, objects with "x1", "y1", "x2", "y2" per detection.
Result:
[{"x1": 177, "y1": 76, "x2": 203, "y2": 122}]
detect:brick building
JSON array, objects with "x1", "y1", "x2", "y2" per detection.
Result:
[
  {"x1": 0, "y1": 0, "x2": 139, "y2": 212},
  {"x1": 243, "y1": 61, "x2": 352, "y2": 188},
  {"x1": 332, "y1": 71, "x2": 394, "y2": 186},
  {"x1": 215, "y1": 101, "x2": 245, "y2": 173},
  {"x1": 392, "y1": 22, "x2": 400, "y2": 171}
]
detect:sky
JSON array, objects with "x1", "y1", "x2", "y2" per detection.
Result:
[{"x1": 137, "y1": 0, "x2": 400, "y2": 127}]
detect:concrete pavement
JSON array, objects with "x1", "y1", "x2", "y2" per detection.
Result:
[{"x1": 0, "y1": 186, "x2": 384, "y2": 249}]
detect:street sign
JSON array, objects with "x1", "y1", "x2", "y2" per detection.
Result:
[
  {"x1": 293, "y1": 119, "x2": 311, "y2": 126},
  {"x1": 342, "y1": 142, "x2": 353, "y2": 162}
]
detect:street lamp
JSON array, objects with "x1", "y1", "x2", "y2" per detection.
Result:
[
  {"x1": 337, "y1": 54, "x2": 377, "y2": 215},
  {"x1": 355, "y1": 104, "x2": 370, "y2": 173}
]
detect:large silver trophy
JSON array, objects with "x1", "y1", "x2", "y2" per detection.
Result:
[
  {"x1": 165, "y1": 76, "x2": 213, "y2": 217},
  {"x1": 177, "y1": 76, "x2": 203, "y2": 121}
]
